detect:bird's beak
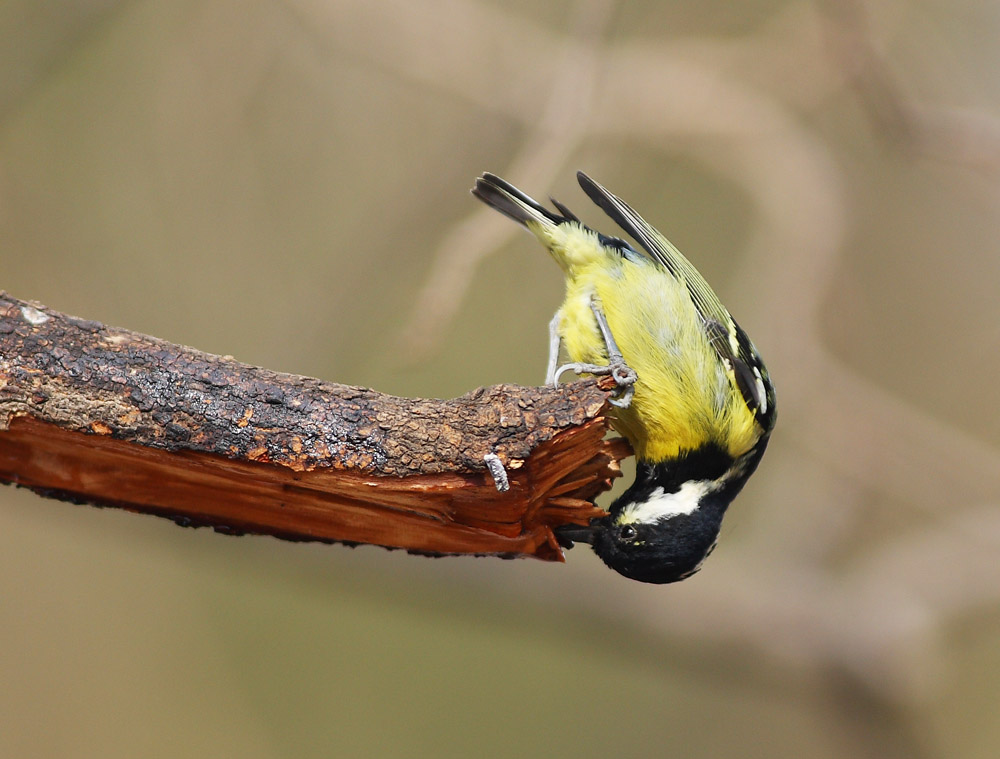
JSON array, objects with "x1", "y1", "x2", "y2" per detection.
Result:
[{"x1": 554, "y1": 522, "x2": 596, "y2": 547}]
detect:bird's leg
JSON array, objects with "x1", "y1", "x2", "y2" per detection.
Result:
[
  {"x1": 545, "y1": 313, "x2": 562, "y2": 386},
  {"x1": 553, "y1": 295, "x2": 637, "y2": 408}
]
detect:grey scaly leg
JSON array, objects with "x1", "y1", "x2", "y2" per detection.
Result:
[{"x1": 545, "y1": 313, "x2": 562, "y2": 386}]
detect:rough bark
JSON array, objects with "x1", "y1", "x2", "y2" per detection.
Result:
[{"x1": 0, "y1": 293, "x2": 629, "y2": 561}]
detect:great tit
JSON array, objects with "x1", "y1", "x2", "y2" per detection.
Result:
[{"x1": 472, "y1": 171, "x2": 776, "y2": 584}]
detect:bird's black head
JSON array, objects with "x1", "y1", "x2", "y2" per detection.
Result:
[
  {"x1": 588, "y1": 487, "x2": 729, "y2": 584},
  {"x1": 558, "y1": 443, "x2": 766, "y2": 584}
]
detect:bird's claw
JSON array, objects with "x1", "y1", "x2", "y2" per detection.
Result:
[
  {"x1": 553, "y1": 357, "x2": 637, "y2": 408},
  {"x1": 608, "y1": 360, "x2": 637, "y2": 407},
  {"x1": 610, "y1": 361, "x2": 637, "y2": 389}
]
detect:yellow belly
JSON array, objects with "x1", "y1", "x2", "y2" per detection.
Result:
[{"x1": 558, "y1": 259, "x2": 759, "y2": 462}]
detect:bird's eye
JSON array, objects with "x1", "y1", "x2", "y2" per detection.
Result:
[{"x1": 620, "y1": 524, "x2": 638, "y2": 541}]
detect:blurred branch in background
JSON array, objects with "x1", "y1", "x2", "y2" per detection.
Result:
[
  {"x1": 821, "y1": 0, "x2": 1000, "y2": 176},
  {"x1": 0, "y1": 293, "x2": 624, "y2": 560},
  {"x1": 393, "y1": 0, "x2": 616, "y2": 360}
]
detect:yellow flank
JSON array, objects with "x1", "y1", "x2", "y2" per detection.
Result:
[{"x1": 528, "y1": 221, "x2": 760, "y2": 462}]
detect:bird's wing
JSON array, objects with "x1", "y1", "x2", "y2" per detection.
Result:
[{"x1": 577, "y1": 172, "x2": 773, "y2": 425}]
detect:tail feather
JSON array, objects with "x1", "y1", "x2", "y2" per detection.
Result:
[
  {"x1": 549, "y1": 197, "x2": 580, "y2": 222},
  {"x1": 472, "y1": 173, "x2": 565, "y2": 229}
]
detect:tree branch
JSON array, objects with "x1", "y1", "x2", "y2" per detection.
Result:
[{"x1": 0, "y1": 293, "x2": 629, "y2": 561}]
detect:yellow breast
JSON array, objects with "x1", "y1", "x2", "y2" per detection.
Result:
[{"x1": 537, "y1": 224, "x2": 760, "y2": 462}]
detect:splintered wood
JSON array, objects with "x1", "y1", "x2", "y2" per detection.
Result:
[{"x1": 0, "y1": 293, "x2": 630, "y2": 561}]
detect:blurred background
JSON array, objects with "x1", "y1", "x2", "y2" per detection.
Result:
[{"x1": 2, "y1": 0, "x2": 999, "y2": 756}]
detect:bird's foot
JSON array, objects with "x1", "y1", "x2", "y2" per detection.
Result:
[{"x1": 553, "y1": 357, "x2": 637, "y2": 408}]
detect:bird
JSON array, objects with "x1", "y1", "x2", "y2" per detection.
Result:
[{"x1": 472, "y1": 171, "x2": 776, "y2": 584}]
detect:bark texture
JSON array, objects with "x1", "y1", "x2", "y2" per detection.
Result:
[{"x1": 0, "y1": 293, "x2": 629, "y2": 560}]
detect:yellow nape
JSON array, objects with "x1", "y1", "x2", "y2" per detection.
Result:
[{"x1": 551, "y1": 241, "x2": 760, "y2": 463}]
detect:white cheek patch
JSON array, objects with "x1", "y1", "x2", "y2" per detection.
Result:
[{"x1": 620, "y1": 479, "x2": 718, "y2": 525}]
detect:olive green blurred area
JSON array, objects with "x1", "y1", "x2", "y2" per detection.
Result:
[{"x1": 3, "y1": 1, "x2": 1000, "y2": 757}]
